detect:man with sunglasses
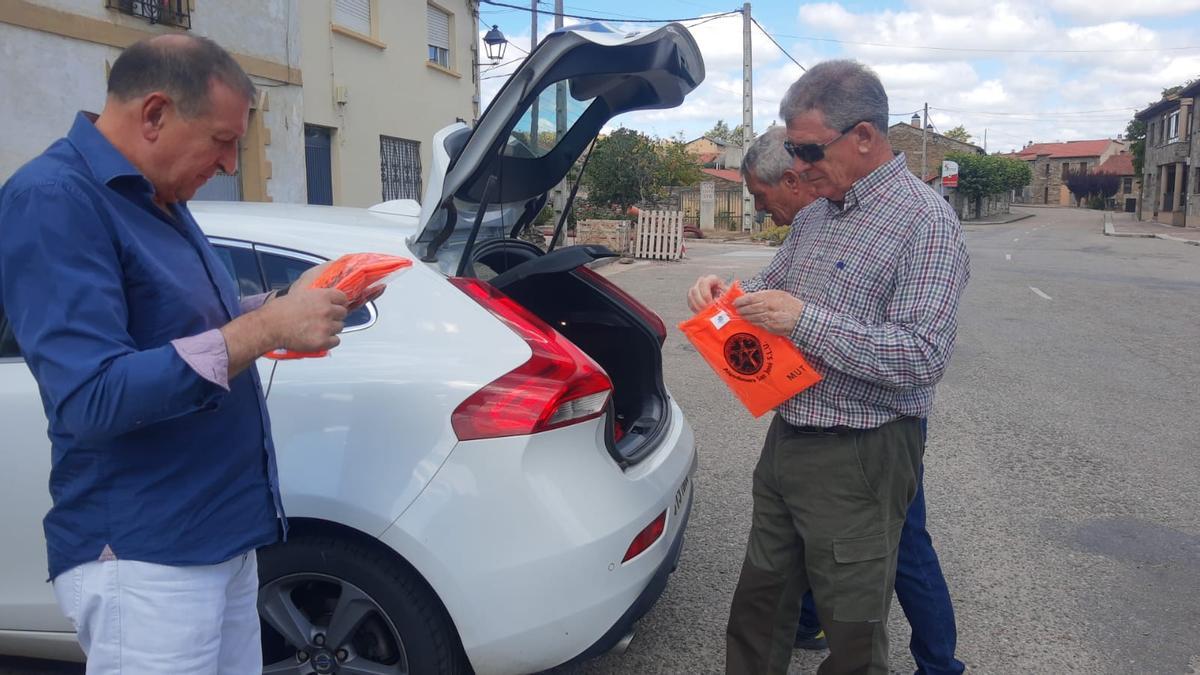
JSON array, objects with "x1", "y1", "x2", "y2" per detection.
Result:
[{"x1": 688, "y1": 60, "x2": 970, "y2": 674}]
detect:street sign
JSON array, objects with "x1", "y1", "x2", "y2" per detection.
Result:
[{"x1": 942, "y1": 160, "x2": 959, "y2": 188}]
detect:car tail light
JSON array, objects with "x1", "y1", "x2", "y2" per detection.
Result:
[
  {"x1": 449, "y1": 277, "x2": 613, "y2": 441},
  {"x1": 623, "y1": 510, "x2": 667, "y2": 563},
  {"x1": 575, "y1": 266, "x2": 667, "y2": 346}
]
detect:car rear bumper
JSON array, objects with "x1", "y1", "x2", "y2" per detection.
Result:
[
  {"x1": 555, "y1": 470, "x2": 693, "y2": 667},
  {"x1": 380, "y1": 400, "x2": 696, "y2": 675}
]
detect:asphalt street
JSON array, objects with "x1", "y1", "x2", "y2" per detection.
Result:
[{"x1": 3, "y1": 207, "x2": 1198, "y2": 675}]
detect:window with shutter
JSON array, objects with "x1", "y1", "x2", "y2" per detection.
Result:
[
  {"x1": 428, "y1": 4, "x2": 451, "y2": 68},
  {"x1": 335, "y1": 0, "x2": 372, "y2": 36}
]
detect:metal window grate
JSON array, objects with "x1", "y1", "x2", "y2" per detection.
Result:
[
  {"x1": 107, "y1": 0, "x2": 191, "y2": 29},
  {"x1": 380, "y1": 136, "x2": 422, "y2": 201}
]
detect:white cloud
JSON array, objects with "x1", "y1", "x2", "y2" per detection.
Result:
[
  {"x1": 1049, "y1": 0, "x2": 1200, "y2": 20},
  {"x1": 477, "y1": 3, "x2": 1198, "y2": 152}
]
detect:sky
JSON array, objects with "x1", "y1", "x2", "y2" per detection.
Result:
[{"x1": 475, "y1": 0, "x2": 1200, "y2": 154}]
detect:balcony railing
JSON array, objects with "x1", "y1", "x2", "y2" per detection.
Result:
[{"x1": 107, "y1": 0, "x2": 191, "y2": 30}]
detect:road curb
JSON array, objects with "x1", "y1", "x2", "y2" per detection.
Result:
[
  {"x1": 1103, "y1": 212, "x2": 1200, "y2": 246},
  {"x1": 968, "y1": 213, "x2": 1035, "y2": 226}
]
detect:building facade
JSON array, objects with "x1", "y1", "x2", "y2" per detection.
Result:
[
  {"x1": 0, "y1": 0, "x2": 305, "y2": 203},
  {"x1": 1095, "y1": 152, "x2": 1140, "y2": 213},
  {"x1": 1009, "y1": 139, "x2": 1125, "y2": 206},
  {"x1": 1136, "y1": 81, "x2": 1200, "y2": 227},
  {"x1": 887, "y1": 119, "x2": 983, "y2": 182},
  {"x1": 300, "y1": 0, "x2": 479, "y2": 207}
]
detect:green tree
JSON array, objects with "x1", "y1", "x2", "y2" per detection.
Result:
[
  {"x1": 657, "y1": 135, "x2": 703, "y2": 187},
  {"x1": 1125, "y1": 117, "x2": 1146, "y2": 176},
  {"x1": 947, "y1": 152, "x2": 1032, "y2": 217},
  {"x1": 582, "y1": 128, "x2": 665, "y2": 214},
  {"x1": 943, "y1": 125, "x2": 972, "y2": 143},
  {"x1": 705, "y1": 119, "x2": 732, "y2": 142}
]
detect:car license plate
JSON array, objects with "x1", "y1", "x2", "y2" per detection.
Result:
[{"x1": 674, "y1": 473, "x2": 691, "y2": 517}]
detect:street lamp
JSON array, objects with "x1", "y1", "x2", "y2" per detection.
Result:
[{"x1": 483, "y1": 25, "x2": 508, "y2": 64}]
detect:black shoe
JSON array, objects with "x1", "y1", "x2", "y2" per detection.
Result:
[{"x1": 794, "y1": 627, "x2": 828, "y2": 650}]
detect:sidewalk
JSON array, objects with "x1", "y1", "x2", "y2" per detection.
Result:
[
  {"x1": 966, "y1": 209, "x2": 1036, "y2": 225},
  {"x1": 1104, "y1": 212, "x2": 1200, "y2": 246}
]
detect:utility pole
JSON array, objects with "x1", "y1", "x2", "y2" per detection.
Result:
[
  {"x1": 741, "y1": 2, "x2": 754, "y2": 232},
  {"x1": 529, "y1": 0, "x2": 539, "y2": 153},
  {"x1": 921, "y1": 102, "x2": 928, "y2": 180},
  {"x1": 983, "y1": 127, "x2": 988, "y2": 153}
]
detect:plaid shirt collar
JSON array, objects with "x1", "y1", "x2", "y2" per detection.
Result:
[{"x1": 825, "y1": 152, "x2": 909, "y2": 217}]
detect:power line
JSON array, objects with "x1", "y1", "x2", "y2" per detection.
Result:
[
  {"x1": 682, "y1": 12, "x2": 734, "y2": 31},
  {"x1": 931, "y1": 106, "x2": 1137, "y2": 116},
  {"x1": 750, "y1": 17, "x2": 805, "y2": 71},
  {"x1": 478, "y1": 0, "x2": 739, "y2": 24},
  {"x1": 767, "y1": 33, "x2": 1200, "y2": 54}
]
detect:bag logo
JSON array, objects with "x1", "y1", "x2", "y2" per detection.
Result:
[{"x1": 723, "y1": 333, "x2": 765, "y2": 375}]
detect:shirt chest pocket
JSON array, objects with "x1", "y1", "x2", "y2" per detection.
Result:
[{"x1": 820, "y1": 257, "x2": 896, "y2": 318}]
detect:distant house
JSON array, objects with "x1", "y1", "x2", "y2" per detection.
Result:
[
  {"x1": 685, "y1": 136, "x2": 742, "y2": 169},
  {"x1": 1008, "y1": 139, "x2": 1126, "y2": 206},
  {"x1": 887, "y1": 117, "x2": 984, "y2": 182},
  {"x1": 1135, "y1": 80, "x2": 1199, "y2": 226},
  {"x1": 1095, "y1": 152, "x2": 1140, "y2": 213}
]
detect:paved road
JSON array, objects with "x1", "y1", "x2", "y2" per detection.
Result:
[{"x1": 5, "y1": 207, "x2": 1198, "y2": 674}]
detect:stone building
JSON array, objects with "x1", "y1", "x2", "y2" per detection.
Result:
[
  {"x1": 1136, "y1": 80, "x2": 1200, "y2": 226},
  {"x1": 1007, "y1": 139, "x2": 1125, "y2": 206},
  {"x1": 887, "y1": 115, "x2": 983, "y2": 182}
]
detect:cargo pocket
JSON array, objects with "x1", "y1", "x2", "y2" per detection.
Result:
[{"x1": 830, "y1": 529, "x2": 896, "y2": 623}]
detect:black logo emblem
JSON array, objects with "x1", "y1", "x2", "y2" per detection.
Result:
[{"x1": 723, "y1": 333, "x2": 764, "y2": 375}]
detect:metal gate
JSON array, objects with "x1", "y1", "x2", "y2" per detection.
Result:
[
  {"x1": 305, "y1": 125, "x2": 334, "y2": 206},
  {"x1": 380, "y1": 135, "x2": 421, "y2": 201}
]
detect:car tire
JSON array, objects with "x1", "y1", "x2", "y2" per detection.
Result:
[{"x1": 257, "y1": 533, "x2": 468, "y2": 674}]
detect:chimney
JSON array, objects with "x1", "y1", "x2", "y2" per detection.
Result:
[{"x1": 910, "y1": 113, "x2": 921, "y2": 128}]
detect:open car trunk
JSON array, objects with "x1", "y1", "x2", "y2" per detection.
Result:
[
  {"x1": 473, "y1": 242, "x2": 667, "y2": 466},
  {"x1": 403, "y1": 22, "x2": 705, "y2": 466}
]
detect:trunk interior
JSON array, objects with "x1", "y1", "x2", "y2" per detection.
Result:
[{"x1": 472, "y1": 243, "x2": 669, "y2": 467}]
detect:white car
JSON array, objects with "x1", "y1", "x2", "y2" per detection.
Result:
[{"x1": 0, "y1": 22, "x2": 704, "y2": 675}]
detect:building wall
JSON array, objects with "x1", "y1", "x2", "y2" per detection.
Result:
[
  {"x1": 685, "y1": 138, "x2": 723, "y2": 157},
  {"x1": 1026, "y1": 156, "x2": 1101, "y2": 206},
  {"x1": 887, "y1": 124, "x2": 981, "y2": 179},
  {"x1": 300, "y1": 0, "x2": 478, "y2": 208},
  {"x1": 0, "y1": 0, "x2": 305, "y2": 202},
  {"x1": 1139, "y1": 98, "x2": 1198, "y2": 226}
]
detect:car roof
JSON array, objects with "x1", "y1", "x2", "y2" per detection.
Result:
[{"x1": 189, "y1": 201, "x2": 419, "y2": 259}]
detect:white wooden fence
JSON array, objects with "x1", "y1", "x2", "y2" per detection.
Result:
[{"x1": 632, "y1": 210, "x2": 684, "y2": 261}]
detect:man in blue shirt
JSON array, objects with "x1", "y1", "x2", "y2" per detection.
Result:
[{"x1": 0, "y1": 35, "x2": 350, "y2": 672}]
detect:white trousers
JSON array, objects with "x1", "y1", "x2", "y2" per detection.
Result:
[{"x1": 52, "y1": 552, "x2": 261, "y2": 675}]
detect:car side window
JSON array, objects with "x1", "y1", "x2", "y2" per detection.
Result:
[
  {"x1": 0, "y1": 306, "x2": 21, "y2": 359},
  {"x1": 258, "y1": 252, "x2": 373, "y2": 329},
  {"x1": 212, "y1": 244, "x2": 266, "y2": 300}
]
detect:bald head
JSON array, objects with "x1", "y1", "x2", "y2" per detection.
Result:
[{"x1": 107, "y1": 34, "x2": 256, "y2": 118}]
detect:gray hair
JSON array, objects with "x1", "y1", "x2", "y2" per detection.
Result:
[
  {"x1": 779, "y1": 60, "x2": 889, "y2": 134},
  {"x1": 741, "y1": 127, "x2": 793, "y2": 185},
  {"x1": 108, "y1": 35, "x2": 256, "y2": 118}
]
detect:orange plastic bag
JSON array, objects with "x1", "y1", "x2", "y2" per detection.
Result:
[
  {"x1": 265, "y1": 253, "x2": 412, "y2": 360},
  {"x1": 678, "y1": 281, "x2": 822, "y2": 417}
]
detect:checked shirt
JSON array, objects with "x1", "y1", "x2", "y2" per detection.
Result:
[{"x1": 742, "y1": 153, "x2": 970, "y2": 429}]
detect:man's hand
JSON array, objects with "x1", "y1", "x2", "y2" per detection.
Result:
[
  {"x1": 276, "y1": 262, "x2": 385, "y2": 312},
  {"x1": 733, "y1": 290, "x2": 805, "y2": 337},
  {"x1": 263, "y1": 286, "x2": 349, "y2": 353},
  {"x1": 687, "y1": 275, "x2": 728, "y2": 313}
]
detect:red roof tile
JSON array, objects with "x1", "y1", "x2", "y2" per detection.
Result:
[
  {"x1": 701, "y1": 168, "x2": 742, "y2": 183},
  {"x1": 1096, "y1": 153, "x2": 1134, "y2": 176},
  {"x1": 695, "y1": 152, "x2": 720, "y2": 165},
  {"x1": 1015, "y1": 139, "x2": 1114, "y2": 160}
]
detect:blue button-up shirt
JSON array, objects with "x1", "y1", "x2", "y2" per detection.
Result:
[{"x1": 0, "y1": 113, "x2": 284, "y2": 579}]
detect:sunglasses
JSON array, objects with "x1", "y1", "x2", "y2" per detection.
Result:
[{"x1": 783, "y1": 121, "x2": 865, "y2": 164}]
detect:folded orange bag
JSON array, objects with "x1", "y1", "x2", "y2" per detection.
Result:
[
  {"x1": 266, "y1": 252, "x2": 412, "y2": 360},
  {"x1": 678, "y1": 281, "x2": 822, "y2": 417}
]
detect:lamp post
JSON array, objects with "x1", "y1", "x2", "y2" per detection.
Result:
[{"x1": 483, "y1": 25, "x2": 508, "y2": 64}]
